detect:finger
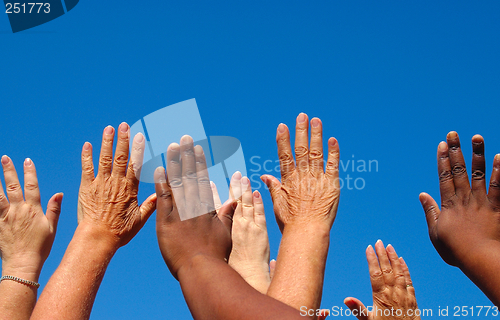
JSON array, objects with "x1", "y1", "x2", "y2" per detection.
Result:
[
  {"x1": 253, "y1": 190, "x2": 266, "y2": 227},
  {"x1": 180, "y1": 135, "x2": 200, "y2": 218},
  {"x1": 0, "y1": 176, "x2": 9, "y2": 216},
  {"x1": 218, "y1": 198, "x2": 237, "y2": 231},
  {"x1": 166, "y1": 143, "x2": 185, "y2": 217},
  {"x1": 471, "y1": 135, "x2": 486, "y2": 195},
  {"x1": 325, "y1": 138, "x2": 340, "y2": 185},
  {"x1": 386, "y1": 244, "x2": 406, "y2": 289},
  {"x1": 195, "y1": 145, "x2": 215, "y2": 216},
  {"x1": 317, "y1": 309, "x2": 330, "y2": 320},
  {"x1": 126, "y1": 132, "x2": 146, "y2": 185},
  {"x1": 309, "y1": 118, "x2": 324, "y2": 175},
  {"x1": 419, "y1": 192, "x2": 441, "y2": 232},
  {"x1": 23, "y1": 158, "x2": 41, "y2": 206},
  {"x1": 1, "y1": 155, "x2": 24, "y2": 204},
  {"x1": 375, "y1": 240, "x2": 394, "y2": 286},
  {"x1": 211, "y1": 181, "x2": 223, "y2": 211},
  {"x1": 366, "y1": 244, "x2": 384, "y2": 293},
  {"x1": 294, "y1": 113, "x2": 309, "y2": 175},
  {"x1": 488, "y1": 154, "x2": 500, "y2": 205},
  {"x1": 139, "y1": 193, "x2": 157, "y2": 225},
  {"x1": 98, "y1": 126, "x2": 115, "y2": 177},
  {"x1": 344, "y1": 297, "x2": 370, "y2": 320},
  {"x1": 399, "y1": 257, "x2": 416, "y2": 297},
  {"x1": 241, "y1": 177, "x2": 253, "y2": 220},
  {"x1": 276, "y1": 123, "x2": 295, "y2": 181},
  {"x1": 269, "y1": 259, "x2": 276, "y2": 280},
  {"x1": 81, "y1": 142, "x2": 94, "y2": 187},
  {"x1": 437, "y1": 141, "x2": 455, "y2": 201},
  {"x1": 155, "y1": 167, "x2": 176, "y2": 223},
  {"x1": 229, "y1": 171, "x2": 242, "y2": 201},
  {"x1": 446, "y1": 131, "x2": 470, "y2": 195},
  {"x1": 112, "y1": 122, "x2": 130, "y2": 178},
  {"x1": 46, "y1": 193, "x2": 63, "y2": 233}
]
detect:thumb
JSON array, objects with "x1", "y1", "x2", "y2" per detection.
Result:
[
  {"x1": 218, "y1": 198, "x2": 238, "y2": 231},
  {"x1": 46, "y1": 193, "x2": 64, "y2": 233},
  {"x1": 269, "y1": 259, "x2": 276, "y2": 280},
  {"x1": 344, "y1": 297, "x2": 369, "y2": 320},
  {"x1": 419, "y1": 192, "x2": 440, "y2": 231},
  {"x1": 260, "y1": 175, "x2": 281, "y2": 197},
  {"x1": 139, "y1": 193, "x2": 157, "y2": 224}
]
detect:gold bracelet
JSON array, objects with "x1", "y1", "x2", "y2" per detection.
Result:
[{"x1": 0, "y1": 275, "x2": 40, "y2": 288}]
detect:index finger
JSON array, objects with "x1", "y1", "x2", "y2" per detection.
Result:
[
  {"x1": 447, "y1": 131, "x2": 470, "y2": 195},
  {"x1": 194, "y1": 145, "x2": 215, "y2": 216},
  {"x1": 1, "y1": 156, "x2": 24, "y2": 204},
  {"x1": 437, "y1": 141, "x2": 455, "y2": 201},
  {"x1": 23, "y1": 158, "x2": 41, "y2": 206}
]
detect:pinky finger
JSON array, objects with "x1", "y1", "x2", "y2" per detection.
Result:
[
  {"x1": 344, "y1": 297, "x2": 369, "y2": 320},
  {"x1": 325, "y1": 138, "x2": 339, "y2": 183},
  {"x1": 253, "y1": 190, "x2": 267, "y2": 228},
  {"x1": 488, "y1": 154, "x2": 500, "y2": 206},
  {"x1": 399, "y1": 257, "x2": 416, "y2": 296}
]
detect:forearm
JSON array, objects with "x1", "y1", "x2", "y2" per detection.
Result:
[
  {"x1": 31, "y1": 224, "x2": 119, "y2": 320},
  {"x1": 267, "y1": 222, "x2": 330, "y2": 311},
  {"x1": 0, "y1": 267, "x2": 39, "y2": 320},
  {"x1": 459, "y1": 240, "x2": 500, "y2": 306},
  {"x1": 178, "y1": 254, "x2": 311, "y2": 320}
]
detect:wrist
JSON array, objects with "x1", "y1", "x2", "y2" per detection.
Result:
[
  {"x1": 75, "y1": 221, "x2": 121, "y2": 254},
  {"x1": 282, "y1": 221, "x2": 331, "y2": 238},
  {"x1": 1, "y1": 264, "x2": 41, "y2": 283}
]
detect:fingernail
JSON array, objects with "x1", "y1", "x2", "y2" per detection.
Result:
[
  {"x1": 253, "y1": 190, "x2": 260, "y2": 199},
  {"x1": 278, "y1": 123, "x2": 286, "y2": 133},
  {"x1": 180, "y1": 135, "x2": 193, "y2": 145},
  {"x1": 270, "y1": 259, "x2": 276, "y2": 262},
  {"x1": 297, "y1": 113, "x2": 306, "y2": 124},
  {"x1": 134, "y1": 133, "x2": 144, "y2": 143},
  {"x1": 376, "y1": 239, "x2": 382, "y2": 245},
  {"x1": 311, "y1": 118, "x2": 320, "y2": 128},
  {"x1": 24, "y1": 158, "x2": 33, "y2": 167},
  {"x1": 194, "y1": 145, "x2": 204, "y2": 156},
  {"x1": 83, "y1": 142, "x2": 91, "y2": 151},
  {"x1": 386, "y1": 244, "x2": 395, "y2": 253},
  {"x1": 104, "y1": 126, "x2": 114, "y2": 135},
  {"x1": 495, "y1": 154, "x2": 500, "y2": 163},
  {"x1": 234, "y1": 171, "x2": 242, "y2": 180},
  {"x1": 1, "y1": 155, "x2": 9, "y2": 165},
  {"x1": 447, "y1": 131, "x2": 458, "y2": 139},
  {"x1": 210, "y1": 181, "x2": 215, "y2": 188},
  {"x1": 241, "y1": 177, "x2": 249, "y2": 186},
  {"x1": 119, "y1": 122, "x2": 129, "y2": 133},
  {"x1": 329, "y1": 138, "x2": 337, "y2": 147}
]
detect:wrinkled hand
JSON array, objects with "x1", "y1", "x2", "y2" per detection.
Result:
[
  {"x1": 155, "y1": 136, "x2": 236, "y2": 280},
  {"x1": 420, "y1": 132, "x2": 500, "y2": 267},
  {"x1": 261, "y1": 113, "x2": 340, "y2": 231},
  {"x1": 344, "y1": 241, "x2": 420, "y2": 320},
  {"x1": 77, "y1": 123, "x2": 156, "y2": 248},
  {"x1": 212, "y1": 172, "x2": 270, "y2": 294},
  {"x1": 0, "y1": 156, "x2": 62, "y2": 279}
]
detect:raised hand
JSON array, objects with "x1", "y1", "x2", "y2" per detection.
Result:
[
  {"x1": 261, "y1": 113, "x2": 340, "y2": 231},
  {"x1": 344, "y1": 241, "x2": 420, "y2": 320},
  {"x1": 0, "y1": 156, "x2": 63, "y2": 320},
  {"x1": 155, "y1": 135, "x2": 235, "y2": 280},
  {"x1": 420, "y1": 132, "x2": 500, "y2": 305},
  {"x1": 212, "y1": 172, "x2": 271, "y2": 294}
]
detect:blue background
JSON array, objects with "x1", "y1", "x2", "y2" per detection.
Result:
[{"x1": 1, "y1": 1, "x2": 499, "y2": 319}]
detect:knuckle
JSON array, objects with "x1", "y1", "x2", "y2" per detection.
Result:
[
  {"x1": 452, "y1": 164, "x2": 467, "y2": 176},
  {"x1": 309, "y1": 149, "x2": 323, "y2": 160},
  {"x1": 490, "y1": 179, "x2": 500, "y2": 191},
  {"x1": 371, "y1": 270, "x2": 383, "y2": 280},
  {"x1": 169, "y1": 178, "x2": 183, "y2": 188},
  {"x1": 6, "y1": 183, "x2": 21, "y2": 194},
  {"x1": 197, "y1": 176, "x2": 210, "y2": 186},
  {"x1": 441, "y1": 199, "x2": 455, "y2": 209},
  {"x1": 295, "y1": 146, "x2": 309, "y2": 159},
  {"x1": 24, "y1": 182, "x2": 38, "y2": 191},
  {"x1": 184, "y1": 170, "x2": 198, "y2": 180},
  {"x1": 381, "y1": 267, "x2": 393, "y2": 275},
  {"x1": 279, "y1": 152, "x2": 294, "y2": 164},
  {"x1": 439, "y1": 169, "x2": 453, "y2": 183},
  {"x1": 158, "y1": 188, "x2": 172, "y2": 200},
  {"x1": 326, "y1": 159, "x2": 339, "y2": 170},
  {"x1": 113, "y1": 153, "x2": 128, "y2": 167},
  {"x1": 99, "y1": 155, "x2": 113, "y2": 168},
  {"x1": 472, "y1": 170, "x2": 485, "y2": 180},
  {"x1": 182, "y1": 148, "x2": 195, "y2": 157}
]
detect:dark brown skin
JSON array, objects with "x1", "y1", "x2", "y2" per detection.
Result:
[
  {"x1": 155, "y1": 135, "x2": 313, "y2": 320},
  {"x1": 420, "y1": 131, "x2": 500, "y2": 306}
]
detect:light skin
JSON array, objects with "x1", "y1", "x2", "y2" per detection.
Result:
[
  {"x1": 344, "y1": 241, "x2": 421, "y2": 320},
  {"x1": 31, "y1": 123, "x2": 157, "y2": 320},
  {"x1": 420, "y1": 132, "x2": 500, "y2": 306},
  {"x1": 155, "y1": 136, "x2": 315, "y2": 320},
  {"x1": 261, "y1": 113, "x2": 340, "y2": 312},
  {"x1": 0, "y1": 156, "x2": 63, "y2": 320},
  {"x1": 212, "y1": 172, "x2": 271, "y2": 294}
]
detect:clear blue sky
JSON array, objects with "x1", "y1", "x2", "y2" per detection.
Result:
[{"x1": 1, "y1": 1, "x2": 499, "y2": 319}]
